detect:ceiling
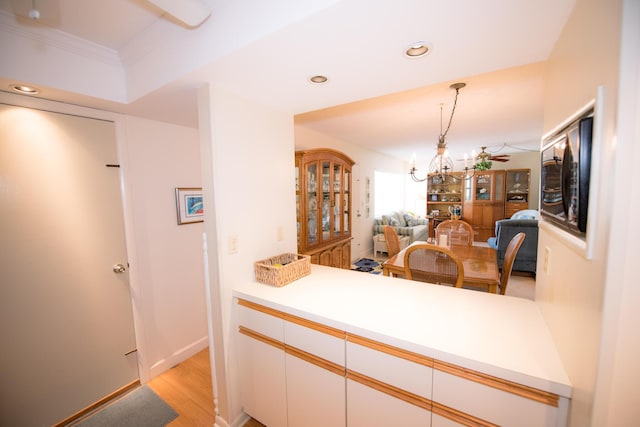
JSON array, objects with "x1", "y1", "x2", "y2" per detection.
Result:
[{"x1": 0, "y1": 0, "x2": 577, "y2": 164}]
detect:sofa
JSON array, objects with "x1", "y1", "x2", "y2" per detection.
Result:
[
  {"x1": 487, "y1": 210, "x2": 539, "y2": 275},
  {"x1": 373, "y1": 211, "x2": 428, "y2": 243}
]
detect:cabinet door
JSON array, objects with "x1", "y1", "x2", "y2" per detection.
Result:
[
  {"x1": 333, "y1": 163, "x2": 343, "y2": 237},
  {"x1": 347, "y1": 379, "x2": 430, "y2": 427},
  {"x1": 341, "y1": 240, "x2": 351, "y2": 269},
  {"x1": 331, "y1": 245, "x2": 343, "y2": 268},
  {"x1": 306, "y1": 162, "x2": 319, "y2": 247},
  {"x1": 285, "y1": 320, "x2": 346, "y2": 427},
  {"x1": 319, "y1": 248, "x2": 332, "y2": 266},
  {"x1": 237, "y1": 304, "x2": 287, "y2": 427},
  {"x1": 433, "y1": 369, "x2": 561, "y2": 427},
  {"x1": 286, "y1": 355, "x2": 346, "y2": 427},
  {"x1": 321, "y1": 161, "x2": 332, "y2": 242},
  {"x1": 346, "y1": 338, "x2": 432, "y2": 427},
  {"x1": 344, "y1": 167, "x2": 351, "y2": 234},
  {"x1": 431, "y1": 413, "x2": 467, "y2": 427}
]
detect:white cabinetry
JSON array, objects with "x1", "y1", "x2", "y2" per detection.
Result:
[
  {"x1": 284, "y1": 320, "x2": 345, "y2": 427},
  {"x1": 236, "y1": 295, "x2": 569, "y2": 427},
  {"x1": 237, "y1": 300, "x2": 346, "y2": 427},
  {"x1": 432, "y1": 364, "x2": 565, "y2": 427},
  {"x1": 237, "y1": 303, "x2": 287, "y2": 427},
  {"x1": 346, "y1": 335, "x2": 432, "y2": 426}
]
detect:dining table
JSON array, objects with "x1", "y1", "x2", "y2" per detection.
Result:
[{"x1": 382, "y1": 240, "x2": 501, "y2": 293}]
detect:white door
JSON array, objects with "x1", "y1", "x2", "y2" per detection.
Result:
[{"x1": 0, "y1": 104, "x2": 138, "y2": 426}]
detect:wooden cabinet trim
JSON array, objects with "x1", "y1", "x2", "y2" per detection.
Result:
[
  {"x1": 282, "y1": 312, "x2": 346, "y2": 339},
  {"x1": 431, "y1": 401, "x2": 499, "y2": 427},
  {"x1": 239, "y1": 299, "x2": 561, "y2": 412},
  {"x1": 238, "y1": 299, "x2": 285, "y2": 320},
  {"x1": 286, "y1": 345, "x2": 345, "y2": 377},
  {"x1": 434, "y1": 359, "x2": 560, "y2": 407},
  {"x1": 346, "y1": 369, "x2": 432, "y2": 412},
  {"x1": 347, "y1": 333, "x2": 434, "y2": 368},
  {"x1": 238, "y1": 326, "x2": 285, "y2": 351},
  {"x1": 238, "y1": 299, "x2": 346, "y2": 339},
  {"x1": 240, "y1": 324, "x2": 344, "y2": 376}
]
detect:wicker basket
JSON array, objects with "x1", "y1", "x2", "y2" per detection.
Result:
[{"x1": 254, "y1": 253, "x2": 311, "y2": 287}]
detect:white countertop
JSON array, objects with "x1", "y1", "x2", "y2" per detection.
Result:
[{"x1": 233, "y1": 265, "x2": 571, "y2": 397}]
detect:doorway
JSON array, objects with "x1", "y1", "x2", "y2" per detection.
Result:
[{"x1": 0, "y1": 104, "x2": 138, "y2": 426}]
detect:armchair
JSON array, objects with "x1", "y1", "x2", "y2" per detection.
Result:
[{"x1": 488, "y1": 210, "x2": 539, "y2": 275}]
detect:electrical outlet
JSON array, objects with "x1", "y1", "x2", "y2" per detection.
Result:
[
  {"x1": 277, "y1": 226, "x2": 283, "y2": 242},
  {"x1": 544, "y1": 247, "x2": 550, "y2": 273},
  {"x1": 229, "y1": 236, "x2": 238, "y2": 254}
]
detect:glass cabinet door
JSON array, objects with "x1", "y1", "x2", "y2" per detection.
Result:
[
  {"x1": 475, "y1": 174, "x2": 492, "y2": 201},
  {"x1": 333, "y1": 163, "x2": 342, "y2": 236},
  {"x1": 296, "y1": 149, "x2": 354, "y2": 257},
  {"x1": 494, "y1": 172, "x2": 504, "y2": 201},
  {"x1": 295, "y1": 165, "x2": 300, "y2": 245},
  {"x1": 306, "y1": 162, "x2": 318, "y2": 245},
  {"x1": 344, "y1": 168, "x2": 350, "y2": 233},
  {"x1": 321, "y1": 161, "x2": 331, "y2": 241}
]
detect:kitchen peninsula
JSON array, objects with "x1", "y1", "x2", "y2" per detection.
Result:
[{"x1": 234, "y1": 265, "x2": 571, "y2": 427}]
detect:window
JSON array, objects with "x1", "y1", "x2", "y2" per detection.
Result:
[{"x1": 374, "y1": 170, "x2": 427, "y2": 218}]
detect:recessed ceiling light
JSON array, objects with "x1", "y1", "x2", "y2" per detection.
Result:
[
  {"x1": 10, "y1": 84, "x2": 40, "y2": 95},
  {"x1": 309, "y1": 75, "x2": 328, "y2": 84},
  {"x1": 405, "y1": 42, "x2": 430, "y2": 58}
]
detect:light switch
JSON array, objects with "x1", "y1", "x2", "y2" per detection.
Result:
[{"x1": 229, "y1": 236, "x2": 238, "y2": 254}]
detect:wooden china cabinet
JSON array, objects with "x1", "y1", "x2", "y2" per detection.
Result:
[
  {"x1": 295, "y1": 149, "x2": 354, "y2": 269},
  {"x1": 426, "y1": 172, "x2": 464, "y2": 237},
  {"x1": 462, "y1": 170, "x2": 506, "y2": 241},
  {"x1": 505, "y1": 169, "x2": 531, "y2": 217}
]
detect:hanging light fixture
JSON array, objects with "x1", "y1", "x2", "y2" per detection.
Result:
[{"x1": 409, "y1": 82, "x2": 466, "y2": 182}]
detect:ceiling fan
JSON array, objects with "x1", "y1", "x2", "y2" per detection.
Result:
[{"x1": 477, "y1": 146, "x2": 511, "y2": 163}]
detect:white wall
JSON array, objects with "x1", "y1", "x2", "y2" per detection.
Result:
[
  {"x1": 0, "y1": 11, "x2": 125, "y2": 103},
  {"x1": 199, "y1": 84, "x2": 297, "y2": 425},
  {"x1": 590, "y1": 0, "x2": 640, "y2": 424},
  {"x1": 294, "y1": 125, "x2": 406, "y2": 260},
  {"x1": 120, "y1": 116, "x2": 208, "y2": 380},
  {"x1": 536, "y1": 0, "x2": 622, "y2": 425}
]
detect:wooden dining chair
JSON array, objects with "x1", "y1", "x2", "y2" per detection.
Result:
[
  {"x1": 403, "y1": 244, "x2": 465, "y2": 287},
  {"x1": 383, "y1": 225, "x2": 401, "y2": 258},
  {"x1": 436, "y1": 220, "x2": 474, "y2": 246},
  {"x1": 499, "y1": 232, "x2": 526, "y2": 295}
]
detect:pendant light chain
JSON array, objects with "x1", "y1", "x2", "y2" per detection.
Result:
[{"x1": 441, "y1": 86, "x2": 461, "y2": 140}]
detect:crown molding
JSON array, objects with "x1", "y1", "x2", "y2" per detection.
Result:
[{"x1": 0, "y1": 10, "x2": 121, "y2": 67}]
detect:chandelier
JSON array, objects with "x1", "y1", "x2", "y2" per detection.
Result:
[{"x1": 409, "y1": 82, "x2": 466, "y2": 182}]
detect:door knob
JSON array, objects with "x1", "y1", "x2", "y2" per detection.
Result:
[{"x1": 112, "y1": 264, "x2": 126, "y2": 274}]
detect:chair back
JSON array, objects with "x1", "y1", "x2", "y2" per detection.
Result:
[
  {"x1": 403, "y1": 244, "x2": 464, "y2": 288},
  {"x1": 436, "y1": 220, "x2": 474, "y2": 246},
  {"x1": 499, "y1": 232, "x2": 526, "y2": 295},
  {"x1": 383, "y1": 225, "x2": 401, "y2": 257}
]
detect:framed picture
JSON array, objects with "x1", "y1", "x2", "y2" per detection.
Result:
[{"x1": 175, "y1": 187, "x2": 204, "y2": 225}]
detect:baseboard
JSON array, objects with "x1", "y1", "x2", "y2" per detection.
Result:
[
  {"x1": 147, "y1": 336, "x2": 209, "y2": 379},
  {"x1": 228, "y1": 412, "x2": 250, "y2": 427},
  {"x1": 214, "y1": 414, "x2": 233, "y2": 427},
  {"x1": 53, "y1": 379, "x2": 140, "y2": 426}
]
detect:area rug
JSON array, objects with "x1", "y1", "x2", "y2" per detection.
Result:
[
  {"x1": 351, "y1": 258, "x2": 384, "y2": 274},
  {"x1": 76, "y1": 385, "x2": 178, "y2": 427}
]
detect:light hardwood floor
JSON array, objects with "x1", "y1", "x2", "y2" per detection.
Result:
[
  {"x1": 149, "y1": 348, "x2": 264, "y2": 427},
  {"x1": 147, "y1": 348, "x2": 215, "y2": 426}
]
